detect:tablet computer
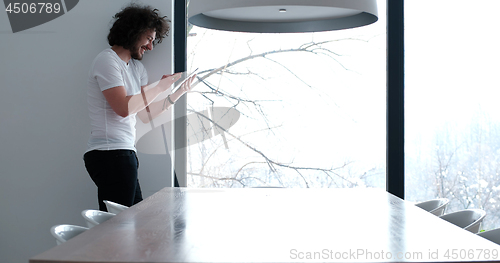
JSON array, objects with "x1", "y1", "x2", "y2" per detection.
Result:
[{"x1": 173, "y1": 68, "x2": 198, "y2": 92}]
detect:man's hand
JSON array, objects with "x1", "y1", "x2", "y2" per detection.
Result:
[
  {"x1": 158, "y1": 72, "x2": 182, "y2": 92},
  {"x1": 137, "y1": 73, "x2": 197, "y2": 123},
  {"x1": 171, "y1": 73, "x2": 197, "y2": 101}
]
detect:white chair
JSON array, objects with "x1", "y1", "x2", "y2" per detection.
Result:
[
  {"x1": 103, "y1": 200, "x2": 128, "y2": 214},
  {"x1": 439, "y1": 209, "x2": 486, "y2": 233},
  {"x1": 81, "y1": 209, "x2": 116, "y2": 228},
  {"x1": 50, "y1": 224, "x2": 89, "y2": 245},
  {"x1": 415, "y1": 198, "x2": 449, "y2": 216},
  {"x1": 477, "y1": 228, "x2": 500, "y2": 245}
]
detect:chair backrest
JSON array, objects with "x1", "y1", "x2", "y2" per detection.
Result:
[
  {"x1": 103, "y1": 200, "x2": 128, "y2": 214},
  {"x1": 439, "y1": 209, "x2": 487, "y2": 233},
  {"x1": 50, "y1": 224, "x2": 89, "y2": 245},
  {"x1": 81, "y1": 209, "x2": 116, "y2": 228},
  {"x1": 477, "y1": 228, "x2": 500, "y2": 245},
  {"x1": 415, "y1": 198, "x2": 449, "y2": 216}
]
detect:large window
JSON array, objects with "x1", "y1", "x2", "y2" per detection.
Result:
[
  {"x1": 186, "y1": 1, "x2": 387, "y2": 188},
  {"x1": 405, "y1": 0, "x2": 500, "y2": 231}
]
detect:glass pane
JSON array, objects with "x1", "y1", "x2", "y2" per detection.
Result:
[
  {"x1": 187, "y1": 0, "x2": 386, "y2": 188},
  {"x1": 405, "y1": 0, "x2": 500, "y2": 231}
]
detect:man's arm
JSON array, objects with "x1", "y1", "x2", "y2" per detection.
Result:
[
  {"x1": 137, "y1": 74, "x2": 197, "y2": 124},
  {"x1": 102, "y1": 73, "x2": 182, "y2": 118}
]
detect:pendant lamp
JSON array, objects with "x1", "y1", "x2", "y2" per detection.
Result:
[{"x1": 188, "y1": 0, "x2": 378, "y2": 33}]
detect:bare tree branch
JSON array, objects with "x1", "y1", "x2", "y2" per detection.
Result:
[
  {"x1": 188, "y1": 172, "x2": 267, "y2": 187},
  {"x1": 196, "y1": 39, "x2": 355, "y2": 82},
  {"x1": 188, "y1": 109, "x2": 356, "y2": 186}
]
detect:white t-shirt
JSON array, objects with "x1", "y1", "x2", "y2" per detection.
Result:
[{"x1": 86, "y1": 48, "x2": 148, "y2": 153}]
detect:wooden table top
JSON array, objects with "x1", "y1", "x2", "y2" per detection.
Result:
[{"x1": 31, "y1": 187, "x2": 500, "y2": 262}]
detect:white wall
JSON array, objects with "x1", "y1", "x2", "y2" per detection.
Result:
[{"x1": 0, "y1": 1, "x2": 174, "y2": 262}]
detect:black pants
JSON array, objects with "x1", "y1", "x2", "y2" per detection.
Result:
[{"x1": 84, "y1": 150, "x2": 143, "y2": 212}]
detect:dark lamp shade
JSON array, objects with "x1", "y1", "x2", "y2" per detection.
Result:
[{"x1": 188, "y1": 0, "x2": 378, "y2": 33}]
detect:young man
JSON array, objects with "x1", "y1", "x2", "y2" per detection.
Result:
[{"x1": 84, "y1": 4, "x2": 195, "y2": 211}]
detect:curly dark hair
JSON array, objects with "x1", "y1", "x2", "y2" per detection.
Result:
[{"x1": 108, "y1": 3, "x2": 170, "y2": 50}]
